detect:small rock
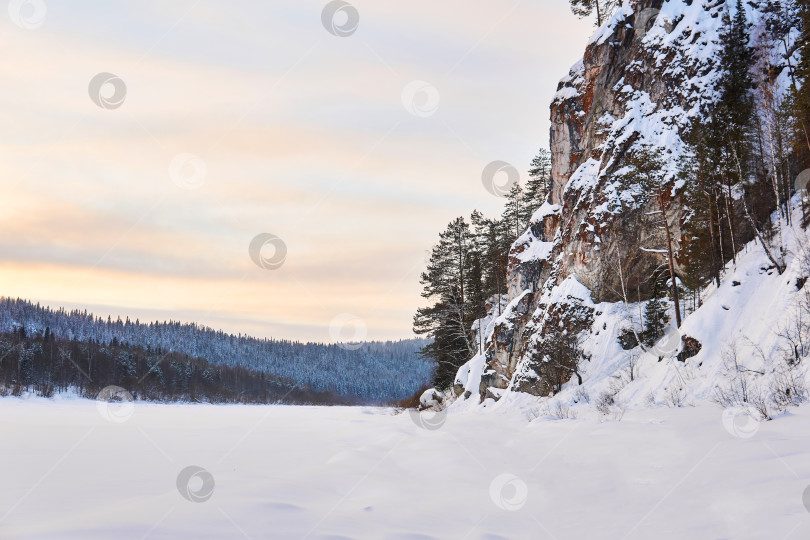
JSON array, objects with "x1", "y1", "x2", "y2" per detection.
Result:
[
  {"x1": 677, "y1": 336, "x2": 702, "y2": 362},
  {"x1": 618, "y1": 329, "x2": 639, "y2": 350}
]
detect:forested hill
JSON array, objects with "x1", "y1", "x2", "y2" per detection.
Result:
[{"x1": 0, "y1": 297, "x2": 432, "y2": 403}]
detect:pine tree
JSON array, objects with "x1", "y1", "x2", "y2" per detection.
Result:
[
  {"x1": 717, "y1": 0, "x2": 756, "y2": 174},
  {"x1": 569, "y1": 0, "x2": 618, "y2": 26},
  {"x1": 791, "y1": 0, "x2": 810, "y2": 155},
  {"x1": 502, "y1": 183, "x2": 525, "y2": 241},
  {"x1": 413, "y1": 217, "x2": 478, "y2": 389},
  {"x1": 620, "y1": 147, "x2": 683, "y2": 326},
  {"x1": 473, "y1": 213, "x2": 510, "y2": 315},
  {"x1": 679, "y1": 118, "x2": 727, "y2": 289},
  {"x1": 524, "y1": 148, "x2": 552, "y2": 211},
  {"x1": 641, "y1": 288, "x2": 670, "y2": 348},
  {"x1": 521, "y1": 148, "x2": 552, "y2": 228}
]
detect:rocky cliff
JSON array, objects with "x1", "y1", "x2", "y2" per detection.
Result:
[{"x1": 459, "y1": 0, "x2": 774, "y2": 400}]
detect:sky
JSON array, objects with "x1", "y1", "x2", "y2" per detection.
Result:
[{"x1": 1, "y1": 0, "x2": 593, "y2": 343}]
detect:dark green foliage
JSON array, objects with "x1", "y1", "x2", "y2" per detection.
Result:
[
  {"x1": 679, "y1": 118, "x2": 728, "y2": 290},
  {"x1": 415, "y1": 149, "x2": 553, "y2": 389},
  {"x1": 787, "y1": 0, "x2": 810, "y2": 189},
  {"x1": 678, "y1": 3, "x2": 782, "y2": 290},
  {"x1": 503, "y1": 183, "x2": 526, "y2": 240},
  {"x1": 569, "y1": 0, "x2": 618, "y2": 26},
  {"x1": 0, "y1": 298, "x2": 432, "y2": 403},
  {"x1": 414, "y1": 217, "x2": 479, "y2": 389},
  {"x1": 524, "y1": 148, "x2": 552, "y2": 215},
  {"x1": 617, "y1": 147, "x2": 683, "y2": 326},
  {"x1": 527, "y1": 298, "x2": 594, "y2": 395},
  {"x1": 641, "y1": 293, "x2": 670, "y2": 348},
  {"x1": 717, "y1": 0, "x2": 755, "y2": 146},
  {"x1": 0, "y1": 330, "x2": 361, "y2": 405}
]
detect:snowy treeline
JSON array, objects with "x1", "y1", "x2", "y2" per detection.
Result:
[
  {"x1": 0, "y1": 327, "x2": 357, "y2": 405},
  {"x1": 0, "y1": 298, "x2": 433, "y2": 402}
]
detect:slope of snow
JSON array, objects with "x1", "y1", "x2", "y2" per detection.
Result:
[
  {"x1": 1, "y1": 397, "x2": 809, "y2": 539},
  {"x1": 460, "y1": 199, "x2": 810, "y2": 423}
]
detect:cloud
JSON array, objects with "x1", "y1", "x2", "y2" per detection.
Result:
[{"x1": 0, "y1": 0, "x2": 591, "y2": 340}]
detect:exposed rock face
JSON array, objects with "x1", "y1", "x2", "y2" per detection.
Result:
[{"x1": 476, "y1": 0, "x2": 731, "y2": 398}]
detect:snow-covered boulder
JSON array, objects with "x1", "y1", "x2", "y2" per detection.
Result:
[{"x1": 418, "y1": 388, "x2": 446, "y2": 411}]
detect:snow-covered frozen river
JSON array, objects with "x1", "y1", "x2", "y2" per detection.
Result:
[{"x1": 1, "y1": 398, "x2": 808, "y2": 539}]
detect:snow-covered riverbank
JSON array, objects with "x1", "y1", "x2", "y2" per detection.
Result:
[{"x1": 1, "y1": 397, "x2": 808, "y2": 539}]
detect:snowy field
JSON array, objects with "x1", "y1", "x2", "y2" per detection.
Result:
[{"x1": 1, "y1": 398, "x2": 809, "y2": 539}]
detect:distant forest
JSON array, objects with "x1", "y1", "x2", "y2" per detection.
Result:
[{"x1": 0, "y1": 298, "x2": 432, "y2": 404}]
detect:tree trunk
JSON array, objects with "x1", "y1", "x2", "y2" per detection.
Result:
[
  {"x1": 732, "y1": 145, "x2": 785, "y2": 272},
  {"x1": 725, "y1": 181, "x2": 736, "y2": 264},
  {"x1": 659, "y1": 195, "x2": 682, "y2": 327},
  {"x1": 715, "y1": 189, "x2": 726, "y2": 267},
  {"x1": 741, "y1": 195, "x2": 786, "y2": 274},
  {"x1": 706, "y1": 191, "x2": 721, "y2": 288}
]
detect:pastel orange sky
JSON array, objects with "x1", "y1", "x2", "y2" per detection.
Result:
[{"x1": 1, "y1": 0, "x2": 592, "y2": 342}]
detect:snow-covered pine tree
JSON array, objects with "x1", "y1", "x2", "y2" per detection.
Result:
[{"x1": 523, "y1": 148, "x2": 552, "y2": 218}]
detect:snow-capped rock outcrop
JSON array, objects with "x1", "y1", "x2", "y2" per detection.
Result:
[
  {"x1": 479, "y1": 0, "x2": 728, "y2": 397},
  {"x1": 458, "y1": 0, "x2": 805, "y2": 404},
  {"x1": 542, "y1": 0, "x2": 730, "y2": 299}
]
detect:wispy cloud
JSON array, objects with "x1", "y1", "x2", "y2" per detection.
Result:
[{"x1": 1, "y1": 0, "x2": 591, "y2": 341}]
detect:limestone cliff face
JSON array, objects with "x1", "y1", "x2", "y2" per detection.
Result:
[{"x1": 477, "y1": 0, "x2": 731, "y2": 397}]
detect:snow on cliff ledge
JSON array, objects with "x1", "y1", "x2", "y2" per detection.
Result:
[{"x1": 453, "y1": 0, "x2": 807, "y2": 415}]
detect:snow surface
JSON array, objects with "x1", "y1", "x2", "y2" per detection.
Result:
[
  {"x1": 4, "y1": 208, "x2": 810, "y2": 538},
  {"x1": 1, "y1": 397, "x2": 809, "y2": 539}
]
